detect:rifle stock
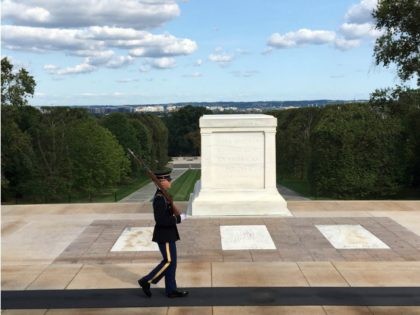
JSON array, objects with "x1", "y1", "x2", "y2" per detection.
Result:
[{"x1": 127, "y1": 148, "x2": 180, "y2": 215}]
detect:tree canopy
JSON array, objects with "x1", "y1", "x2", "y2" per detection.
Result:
[
  {"x1": 163, "y1": 106, "x2": 212, "y2": 156},
  {"x1": 1, "y1": 57, "x2": 36, "y2": 106},
  {"x1": 373, "y1": 0, "x2": 420, "y2": 84}
]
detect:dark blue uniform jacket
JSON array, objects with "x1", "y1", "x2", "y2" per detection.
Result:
[{"x1": 152, "y1": 189, "x2": 181, "y2": 243}]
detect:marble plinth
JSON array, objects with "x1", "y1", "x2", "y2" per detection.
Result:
[
  {"x1": 316, "y1": 225, "x2": 390, "y2": 249},
  {"x1": 188, "y1": 114, "x2": 291, "y2": 216}
]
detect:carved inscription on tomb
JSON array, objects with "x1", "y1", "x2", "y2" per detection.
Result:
[{"x1": 211, "y1": 132, "x2": 264, "y2": 189}]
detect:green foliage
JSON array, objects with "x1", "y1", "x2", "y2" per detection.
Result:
[
  {"x1": 272, "y1": 99, "x2": 419, "y2": 199},
  {"x1": 370, "y1": 87, "x2": 420, "y2": 186},
  {"x1": 67, "y1": 119, "x2": 130, "y2": 198},
  {"x1": 1, "y1": 106, "x2": 132, "y2": 203},
  {"x1": 133, "y1": 113, "x2": 169, "y2": 169},
  {"x1": 270, "y1": 107, "x2": 321, "y2": 180},
  {"x1": 128, "y1": 118, "x2": 153, "y2": 171},
  {"x1": 100, "y1": 113, "x2": 142, "y2": 174},
  {"x1": 308, "y1": 104, "x2": 408, "y2": 198},
  {"x1": 1, "y1": 57, "x2": 36, "y2": 106},
  {"x1": 163, "y1": 106, "x2": 212, "y2": 156},
  {"x1": 373, "y1": 0, "x2": 420, "y2": 84},
  {"x1": 1, "y1": 106, "x2": 37, "y2": 200},
  {"x1": 28, "y1": 108, "x2": 76, "y2": 201}
]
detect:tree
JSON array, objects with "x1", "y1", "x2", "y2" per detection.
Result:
[
  {"x1": 1, "y1": 106, "x2": 37, "y2": 201},
  {"x1": 164, "y1": 106, "x2": 212, "y2": 156},
  {"x1": 129, "y1": 118, "x2": 153, "y2": 170},
  {"x1": 1, "y1": 57, "x2": 36, "y2": 106},
  {"x1": 271, "y1": 108, "x2": 321, "y2": 181},
  {"x1": 373, "y1": 0, "x2": 420, "y2": 84},
  {"x1": 134, "y1": 113, "x2": 169, "y2": 169},
  {"x1": 67, "y1": 120, "x2": 130, "y2": 199},
  {"x1": 28, "y1": 107, "x2": 90, "y2": 201},
  {"x1": 309, "y1": 104, "x2": 408, "y2": 198},
  {"x1": 100, "y1": 113, "x2": 142, "y2": 175}
]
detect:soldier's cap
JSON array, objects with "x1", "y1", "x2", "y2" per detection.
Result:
[{"x1": 153, "y1": 169, "x2": 172, "y2": 181}]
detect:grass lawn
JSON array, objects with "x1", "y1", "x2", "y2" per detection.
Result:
[{"x1": 168, "y1": 169, "x2": 201, "y2": 201}]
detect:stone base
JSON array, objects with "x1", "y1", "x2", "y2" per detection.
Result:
[{"x1": 187, "y1": 180, "x2": 292, "y2": 216}]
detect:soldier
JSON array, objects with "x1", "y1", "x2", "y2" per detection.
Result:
[{"x1": 138, "y1": 169, "x2": 188, "y2": 298}]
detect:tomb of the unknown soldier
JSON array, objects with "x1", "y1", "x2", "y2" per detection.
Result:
[{"x1": 188, "y1": 114, "x2": 292, "y2": 217}]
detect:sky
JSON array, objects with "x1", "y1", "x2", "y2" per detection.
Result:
[{"x1": 1, "y1": 0, "x2": 416, "y2": 106}]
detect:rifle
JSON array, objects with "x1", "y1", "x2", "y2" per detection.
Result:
[{"x1": 127, "y1": 148, "x2": 181, "y2": 216}]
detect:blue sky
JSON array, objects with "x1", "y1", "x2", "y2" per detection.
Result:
[{"x1": 2, "y1": 0, "x2": 416, "y2": 106}]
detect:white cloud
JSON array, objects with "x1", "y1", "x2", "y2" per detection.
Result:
[
  {"x1": 2, "y1": 1, "x2": 197, "y2": 76},
  {"x1": 209, "y1": 53, "x2": 233, "y2": 63},
  {"x1": 2, "y1": 25, "x2": 197, "y2": 75},
  {"x1": 338, "y1": 0, "x2": 381, "y2": 42},
  {"x1": 2, "y1": 25, "x2": 100, "y2": 52},
  {"x1": 2, "y1": 1, "x2": 51, "y2": 23},
  {"x1": 268, "y1": 29, "x2": 336, "y2": 48},
  {"x1": 44, "y1": 62, "x2": 95, "y2": 75},
  {"x1": 339, "y1": 23, "x2": 382, "y2": 39},
  {"x1": 194, "y1": 59, "x2": 203, "y2": 66},
  {"x1": 105, "y1": 55, "x2": 134, "y2": 68},
  {"x1": 266, "y1": 0, "x2": 380, "y2": 52},
  {"x1": 334, "y1": 38, "x2": 361, "y2": 51},
  {"x1": 128, "y1": 34, "x2": 197, "y2": 57},
  {"x1": 149, "y1": 57, "x2": 176, "y2": 69},
  {"x1": 2, "y1": 0, "x2": 180, "y2": 29},
  {"x1": 2, "y1": 25, "x2": 197, "y2": 57},
  {"x1": 345, "y1": 0, "x2": 378, "y2": 24},
  {"x1": 208, "y1": 49, "x2": 234, "y2": 66}
]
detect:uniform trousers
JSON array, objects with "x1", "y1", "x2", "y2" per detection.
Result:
[{"x1": 141, "y1": 241, "x2": 177, "y2": 295}]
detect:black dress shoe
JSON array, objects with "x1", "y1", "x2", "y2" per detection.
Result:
[
  {"x1": 167, "y1": 290, "x2": 189, "y2": 298},
  {"x1": 138, "y1": 279, "x2": 151, "y2": 297}
]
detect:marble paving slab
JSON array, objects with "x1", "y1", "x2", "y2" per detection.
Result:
[
  {"x1": 111, "y1": 227, "x2": 158, "y2": 252},
  {"x1": 220, "y1": 225, "x2": 276, "y2": 250},
  {"x1": 316, "y1": 224, "x2": 390, "y2": 249}
]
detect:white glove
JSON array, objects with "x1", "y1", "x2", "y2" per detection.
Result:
[{"x1": 180, "y1": 213, "x2": 187, "y2": 221}]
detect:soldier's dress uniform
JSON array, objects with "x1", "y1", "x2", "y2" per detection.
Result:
[{"x1": 138, "y1": 170, "x2": 188, "y2": 298}]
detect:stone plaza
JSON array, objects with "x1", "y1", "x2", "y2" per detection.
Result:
[{"x1": 2, "y1": 200, "x2": 420, "y2": 314}]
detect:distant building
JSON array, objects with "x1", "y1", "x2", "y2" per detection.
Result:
[
  {"x1": 135, "y1": 106, "x2": 164, "y2": 112},
  {"x1": 167, "y1": 105, "x2": 180, "y2": 112}
]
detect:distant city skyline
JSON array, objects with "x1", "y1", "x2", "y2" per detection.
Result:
[{"x1": 2, "y1": 0, "x2": 417, "y2": 106}]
